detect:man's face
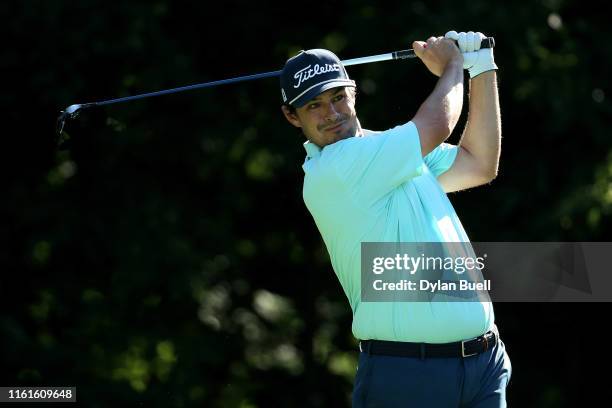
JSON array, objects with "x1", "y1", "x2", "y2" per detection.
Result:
[{"x1": 282, "y1": 87, "x2": 358, "y2": 147}]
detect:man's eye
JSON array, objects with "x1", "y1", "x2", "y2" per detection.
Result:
[
  {"x1": 334, "y1": 94, "x2": 345, "y2": 102},
  {"x1": 308, "y1": 103, "x2": 319, "y2": 110}
]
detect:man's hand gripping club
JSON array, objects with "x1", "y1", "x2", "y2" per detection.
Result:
[
  {"x1": 412, "y1": 36, "x2": 464, "y2": 77},
  {"x1": 445, "y1": 30, "x2": 498, "y2": 78}
]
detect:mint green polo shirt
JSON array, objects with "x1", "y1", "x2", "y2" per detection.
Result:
[{"x1": 302, "y1": 121, "x2": 494, "y2": 343}]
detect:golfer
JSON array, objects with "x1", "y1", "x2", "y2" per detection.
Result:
[{"x1": 280, "y1": 31, "x2": 511, "y2": 407}]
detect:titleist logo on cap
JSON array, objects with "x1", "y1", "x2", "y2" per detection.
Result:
[{"x1": 293, "y1": 63, "x2": 341, "y2": 88}]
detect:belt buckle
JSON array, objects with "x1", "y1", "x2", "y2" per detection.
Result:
[{"x1": 461, "y1": 340, "x2": 478, "y2": 358}]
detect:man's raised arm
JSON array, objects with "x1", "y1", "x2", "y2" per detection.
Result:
[
  {"x1": 411, "y1": 36, "x2": 465, "y2": 157},
  {"x1": 437, "y1": 31, "x2": 501, "y2": 192}
]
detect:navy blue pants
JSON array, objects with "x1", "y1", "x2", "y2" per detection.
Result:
[{"x1": 352, "y1": 337, "x2": 512, "y2": 407}]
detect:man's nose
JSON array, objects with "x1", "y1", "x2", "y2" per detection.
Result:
[{"x1": 324, "y1": 102, "x2": 340, "y2": 121}]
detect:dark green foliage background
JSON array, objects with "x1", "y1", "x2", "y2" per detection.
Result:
[{"x1": 1, "y1": 0, "x2": 610, "y2": 406}]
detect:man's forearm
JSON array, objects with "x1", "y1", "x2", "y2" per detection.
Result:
[
  {"x1": 423, "y1": 59, "x2": 464, "y2": 134},
  {"x1": 458, "y1": 71, "x2": 501, "y2": 178},
  {"x1": 414, "y1": 59, "x2": 464, "y2": 155}
]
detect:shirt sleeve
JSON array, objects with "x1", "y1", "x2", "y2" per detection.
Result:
[
  {"x1": 423, "y1": 143, "x2": 459, "y2": 177},
  {"x1": 326, "y1": 121, "x2": 424, "y2": 204}
]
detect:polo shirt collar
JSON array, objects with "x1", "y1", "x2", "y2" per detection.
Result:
[{"x1": 303, "y1": 140, "x2": 322, "y2": 160}]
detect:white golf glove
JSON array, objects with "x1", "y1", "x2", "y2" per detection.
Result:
[{"x1": 445, "y1": 31, "x2": 497, "y2": 78}]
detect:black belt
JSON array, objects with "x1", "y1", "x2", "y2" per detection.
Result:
[{"x1": 359, "y1": 330, "x2": 497, "y2": 359}]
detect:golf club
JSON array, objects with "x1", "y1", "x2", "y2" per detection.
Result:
[{"x1": 56, "y1": 37, "x2": 495, "y2": 141}]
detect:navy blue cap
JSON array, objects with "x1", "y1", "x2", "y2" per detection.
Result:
[{"x1": 280, "y1": 49, "x2": 355, "y2": 108}]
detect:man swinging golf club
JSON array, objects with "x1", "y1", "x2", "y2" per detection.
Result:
[{"x1": 280, "y1": 31, "x2": 512, "y2": 407}]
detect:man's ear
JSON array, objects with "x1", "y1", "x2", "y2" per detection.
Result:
[{"x1": 281, "y1": 105, "x2": 302, "y2": 128}]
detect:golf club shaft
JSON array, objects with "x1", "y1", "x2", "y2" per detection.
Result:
[
  {"x1": 63, "y1": 37, "x2": 494, "y2": 110},
  {"x1": 95, "y1": 49, "x2": 417, "y2": 106},
  {"x1": 93, "y1": 70, "x2": 283, "y2": 107}
]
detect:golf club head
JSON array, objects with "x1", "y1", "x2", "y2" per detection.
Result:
[{"x1": 56, "y1": 104, "x2": 92, "y2": 149}]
